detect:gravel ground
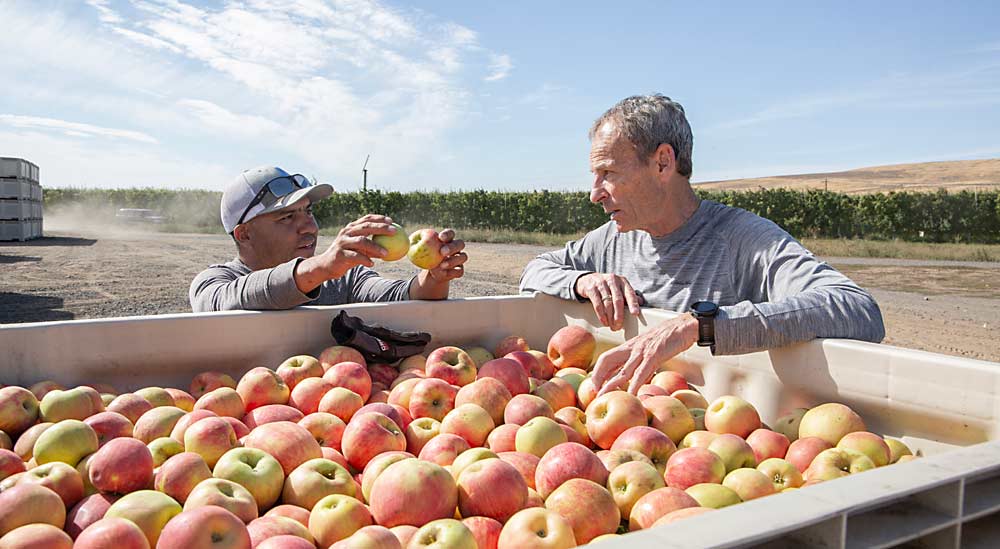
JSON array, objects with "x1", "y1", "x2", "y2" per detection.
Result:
[{"x1": 2, "y1": 229, "x2": 998, "y2": 363}]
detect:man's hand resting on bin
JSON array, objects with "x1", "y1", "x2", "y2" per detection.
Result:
[{"x1": 575, "y1": 273, "x2": 645, "y2": 331}]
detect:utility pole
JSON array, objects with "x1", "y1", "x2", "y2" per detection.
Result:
[{"x1": 362, "y1": 155, "x2": 370, "y2": 192}]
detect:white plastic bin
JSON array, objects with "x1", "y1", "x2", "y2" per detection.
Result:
[
  {"x1": 0, "y1": 219, "x2": 33, "y2": 241},
  {"x1": 0, "y1": 157, "x2": 39, "y2": 182},
  {"x1": 0, "y1": 178, "x2": 32, "y2": 200},
  {"x1": 0, "y1": 294, "x2": 998, "y2": 547},
  {"x1": 0, "y1": 198, "x2": 32, "y2": 219}
]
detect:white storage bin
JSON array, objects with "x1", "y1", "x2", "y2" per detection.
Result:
[
  {"x1": 1, "y1": 294, "x2": 998, "y2": 547},
  {"x1": 0, "y1": 198, "x2": 32, "y2": 219},
  {"x1": 0, "y1": 219, "x2": 32, "y2": 241},
  {"x1": 0, "y1": 157, "x2": 39, "y2": 182},
  {"x1": 0, "y1": 178, "x2": 32, "y2": 199}
]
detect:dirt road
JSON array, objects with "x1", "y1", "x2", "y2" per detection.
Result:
[{"x1": 2, "y1": 229, "x2": 998, "y2": 363}]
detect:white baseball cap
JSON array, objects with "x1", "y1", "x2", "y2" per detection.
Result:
[{"x1": 221, "y1": 166, "x2": 334, "y2": 233}]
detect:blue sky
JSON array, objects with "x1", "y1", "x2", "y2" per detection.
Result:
[{"x1": 0, "y1": 1, "x2": 998, "y2": 192}]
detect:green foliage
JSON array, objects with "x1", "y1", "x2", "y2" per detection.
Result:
[{"x1": 42, "y1": 187, "x2": 1000, "y2": 243}]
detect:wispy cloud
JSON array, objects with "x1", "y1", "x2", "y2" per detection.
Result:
[
  {"x1": 709, "y1": 62, "x2": 1000, "y2": 133},
  {"x1": 710, "y1": 90, "x2": 880, "y2": 131},
  {"x1": 176, "y1": 100, "x2": 284, "y2": 137},
  {"x1": 0, "y1": 127, "x2": 230, "y2": 189},
  {"x1": 0, "y1": 115, "x2": 158, "y2": 144},
  {"x1": 84, "y1": 0, "x2": 122, "y2": 24},
  {"x1": 485, "y1": 53, "x2": 513, "y2": 81},
  {"x1": 0, "y1": 1, "x2": 514, "y2": 189}
]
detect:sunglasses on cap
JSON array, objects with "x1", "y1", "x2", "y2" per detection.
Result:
[{"x1": 236, "y1": 173, "x2": 312, "y2": 227}]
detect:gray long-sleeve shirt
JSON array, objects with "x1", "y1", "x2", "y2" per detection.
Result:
[
  {"x1": 189, "y1": 257, "x2": 412, "y2": 312},
  {"x1": 519, "y1": 200, "x2": 885, "y2": 355}
]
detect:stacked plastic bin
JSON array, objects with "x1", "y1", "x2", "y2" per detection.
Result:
[{"x1": 0, "y1": 157, "x2": 42, "y2": 241}]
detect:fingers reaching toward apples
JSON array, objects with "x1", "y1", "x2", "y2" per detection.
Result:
[
  {"x1": 574, "y1": 273, "x2": 644, "y2": 331},
  {"x1": 591, "y1": 315, "x2": 699, "y2": 396}
]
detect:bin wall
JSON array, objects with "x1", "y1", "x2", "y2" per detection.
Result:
[
  {"x1": 1, "y1": 294, "x2": 997, "y2": 454},
  {"x1": 2, "y1": 293, "x2": 999, "y2": 548}
]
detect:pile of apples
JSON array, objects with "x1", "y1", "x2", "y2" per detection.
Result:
[{"x1": 0, "y1": 325, "x2": 916, "y2": 549}]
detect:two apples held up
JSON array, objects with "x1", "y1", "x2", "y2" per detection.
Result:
[{"x1": 372, "y1": 223, "x2": 445, "y2": 270}]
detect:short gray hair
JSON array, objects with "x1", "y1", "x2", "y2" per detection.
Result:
[{"x1": 589, "y1": 94, "x2": 693, "y2": 177}]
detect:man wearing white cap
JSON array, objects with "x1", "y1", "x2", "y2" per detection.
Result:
[{"x1": 190, "y1": 166, "x2": 467, "y2": 312}]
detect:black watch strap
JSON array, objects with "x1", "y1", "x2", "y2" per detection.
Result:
[{"x1": 690, "y1": 301, "x2": 718, "y2": 347}]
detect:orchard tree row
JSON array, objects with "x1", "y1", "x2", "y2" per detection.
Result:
[{"x1": 43, "y1": 187, "x2": 1000, "y2": 243}]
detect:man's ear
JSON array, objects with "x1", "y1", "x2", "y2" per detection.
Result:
[
  {"x1": 654, "y1": 143, "x2": 676, "y2": 173},
  {"x1": 232, "y1": 224, "x2": 251, "y2": 244}
]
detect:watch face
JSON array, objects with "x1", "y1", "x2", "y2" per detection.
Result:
[{"x1": 692, "y1": 301, "x2": 718, "y2": 315}]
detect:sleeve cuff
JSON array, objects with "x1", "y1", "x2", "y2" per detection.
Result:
[
  {"x1": 404, "y1": 274, "x2": 417, "y2": 300},
  {"x1": 569, "y1": 271, "x2": 595, "y2": 302},
  {"x1": 279, "y1": 257, "x2": 321, "y2": 304},
  {"x1": 711, "y1": 302, "x2": 762, "y2": 356}
]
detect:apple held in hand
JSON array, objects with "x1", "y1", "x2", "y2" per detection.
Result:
[
  {"x1": 407, "y1": 229, "x2": 446, "y2": 270},
  {"x1": 373, "y1": 223, "x2": 409, "y2": 262}
]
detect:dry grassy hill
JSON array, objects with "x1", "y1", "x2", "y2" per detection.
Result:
[{"x1": 694, "y1": 159, "x2": 1000, "y2": 194}]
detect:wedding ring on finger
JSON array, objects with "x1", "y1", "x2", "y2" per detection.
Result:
[{"x1": 601, "y1": 296, "x2": 613, "y2": 303}]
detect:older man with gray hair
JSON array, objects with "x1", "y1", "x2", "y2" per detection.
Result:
[{"x1": 519, "y1": 94, "x2": 885, "y2": 395}]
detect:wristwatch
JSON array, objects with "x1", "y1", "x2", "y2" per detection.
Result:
[{"x1": 690, "y1": 301, "x2": 719, "y2": 347}]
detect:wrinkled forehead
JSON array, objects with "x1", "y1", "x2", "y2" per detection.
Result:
[{"x1": 590, "y1": 123, "x2": 639, "y2": 171}]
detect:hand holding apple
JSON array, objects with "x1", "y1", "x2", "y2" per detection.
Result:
[
  {"x1": 315, "y1": 214, "x2": 401, "y2": 279},
  {"x1": 372, "y1": 223, "x2": 409, "y2": 261},
  {"x1": 411, "y1": 228, "x2": 468, "y2": 279}
]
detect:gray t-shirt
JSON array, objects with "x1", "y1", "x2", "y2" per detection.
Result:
[
  {"x1": 189, "y1": 257, "x2": 412, "y2": 312},
  {"x1": 519, "y1": 200, "x2": 885, "y2": 355}
]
